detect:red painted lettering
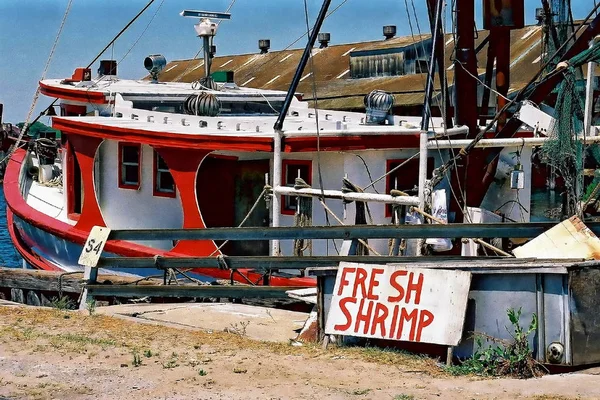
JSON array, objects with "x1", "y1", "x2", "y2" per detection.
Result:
[
  {"x1": 337, "y1": 267, "x2": 356, "y2": 296},
  {"x1": 352, "y1": 268, "x2": 368, "y2": 298},
  {"x1": 415, "y1": 309, "x2": 434, "y2": 342},
  {"x1": 353, "y1": 298, "x2": 374, "y2": 335},
  {"x1": 333, "y1": 297, "x2": 356, "y2": 331},
  {"x1": 367, "y1": 268, "x2": 384, "y2": 300},
  {"x1": 405, "y1": 272, "x2": 424, "y2": 305},
  {"x1": 389, "y1": 304, "x2": 399, "y2": 339},
  {"x1": 387, "y1": 270, "x2": 408, "y2": 302},
  {"x1": 370, "y1": 302, "x2": 388, "y2": 337},
  {"x1": 396, "y1": 307, "x2": 418, "y2": 341}
]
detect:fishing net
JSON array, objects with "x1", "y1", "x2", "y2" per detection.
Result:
[
  {"x1": 543, "y1": 0, "x2": 574, "y2": 70},
  {"x1": 541, "y1": 41, "x2": 600, "y2": 216}
]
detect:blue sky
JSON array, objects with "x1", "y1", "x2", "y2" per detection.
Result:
[{"x1": 0, "y1": 0, "x2": 592, "y2": 124}]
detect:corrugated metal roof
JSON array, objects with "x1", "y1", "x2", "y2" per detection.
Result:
[{"x1": 158, "y1": 24, "x2": 575, "y2": 109}]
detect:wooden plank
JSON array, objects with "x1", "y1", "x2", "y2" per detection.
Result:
[
  {"x1": 0, "y1": 268, "x2": 84, "y2": 293},
  {"x1": 85, "y1": 284, "x2": 309, "y2": 299},
  {"x1": 0, "y1": 268, "x2": 157, "y2": 294},
  {"x1": 324, "y1": 262, "x2": 472, "y2": 346}
]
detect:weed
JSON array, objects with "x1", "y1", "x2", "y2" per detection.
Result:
[
  {"x1": 22, "y1": 327, "x2": 34, "y2": 340},
  {"x1": 198, "y1": 369, "x2": 208, "y2": 376},
  {"x1": 132, "y1": 351, "x2": 142, "y2": 367},
  {"x1": 86, "y1": 299, "x2": 97, "y2": 316},
  {"x1": 163, "y1": 359, "x2": 178, "y2": 369},
  {"x1": 394, "y1": 395, "x2": 415, "y2": 400},
  {"x1": 162, "y1": 352, "x2": 179, "y2": 369},
  {"x1": 225, "y1": 321, "x2": 250, "y2": 336},
  {"x1": 50, "y1": 296, "x2": 75, "y2": 310},
  {"x1": 350, "y1": 388, "x2": 371, "y2": 395},
  {"x1": 446, "y1": 308, "x2": 545, "y2": 378},
  {"x1": 144, "y1": 349, "x2": 153, "y2": 358},
  {"x1": 233, "y1": 367, "x2": 247, "y2": 374}
]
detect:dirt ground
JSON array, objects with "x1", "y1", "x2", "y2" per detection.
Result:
[{"x1": 0, "y1": 304, "x2": 598, "y2": 400}]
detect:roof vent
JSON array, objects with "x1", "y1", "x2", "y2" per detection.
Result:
[
  {"x1": 383, "y1": 25, "x2": 397, "y2": 40},
  {"x1": 318, "y1": 32, "x2": 331, "y2": 48},
  {"x1": 259, "y1": 39, "x2": 270, "y2": 54}
]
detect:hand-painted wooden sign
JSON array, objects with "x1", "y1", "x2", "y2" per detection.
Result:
[{"x1": 325, "y1": 263, "x2": 471, "y2": 346}]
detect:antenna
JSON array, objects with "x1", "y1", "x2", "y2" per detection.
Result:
[
  {"x1": 181, "y1": 10, "x2": 231, "y2": 79},
  {"x1": 180, "y1": 10, "x2": 231, "y2": 19}
]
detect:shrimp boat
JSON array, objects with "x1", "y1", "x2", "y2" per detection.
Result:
[{"x1": 5, "y1": 2, "x2": 600, "y2": 288}]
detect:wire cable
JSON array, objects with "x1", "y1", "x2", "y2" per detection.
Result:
[
  {"x1": 302, "y1": 0, "x2": 338, "y2": 255},
  {"x1": 13, "y1": 0, "x2": 73, "y2": 161}
]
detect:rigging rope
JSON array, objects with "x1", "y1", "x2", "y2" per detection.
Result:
[
  {"x1": 434, "y1": 2, "x2": 600, "y2": 186},
  {"x1": 86, "y1": 0, "x2": 157, "y2": 69},
  {"x1": 218, "y1": 0, "x2": 350, "y2": 88},
  {"x1": 302, "y1": 0, "x2": 338, "y2": 255},
  {"x1": 1, "y1": 0, "x2": 161, "y2": 168},
  {"x1": 13, "y1": 0, "x2": 73, "y2": 160}
]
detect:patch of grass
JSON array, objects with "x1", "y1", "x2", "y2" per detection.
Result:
[
  {"x1": 527, "y1": 396, "x2": 583, "y2": 400},
  {"x1": 162, "y1": 352, "x2": 179, "y2": 369},
  {"x1": 144, "y1": 349, "x2": 153, "y2": 358},
  {"x1": 446, "y1": 308, "x2": 545, "y2": 378},
  {"x1": 0, "y1": 306, "x2": 441, "y2": 378},
  {"x1": 394, "y1": 395, "x2": 415, "y2": 400},
  {"x1": 54, "y1": 333, "x2": 116, "y2": 347},
  {"x1": 50, "y1": 296, "x2": 75, "y2": 310},
  {"x1": 198, "y1": 369, "x2": 208, "y2": 376},
  {"x1": 233, "y1": 367, "x2": 247, "y2": 374},
  {"x1": 22, "y1": 327, "x2": 34, "y2": 340},
  {"x1": 334, "y1": 345, "x2": 442, "y2": 376}
]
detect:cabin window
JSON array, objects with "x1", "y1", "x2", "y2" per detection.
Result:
[
  {"x1": 385, "y1": 157, "x2": 434, "y2": 217},
  {"x1": 118, "y1": 143, "x2": 141, "y2": 190},
  {"x1": 153, "y1": 151, "x2": 176, "y2": 197},
  {"x1": 281, "y1": 159, "x2": 312, "y2": 215}
]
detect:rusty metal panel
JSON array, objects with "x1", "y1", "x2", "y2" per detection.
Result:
[
  {"x1": 350, "y1": 52, "x2": 405, "y2": 79},
  {"x1": 158, "y1": 24, "x2": 549, "y2": 109},
  {"x1": 569, "y1": 267, "x2": 600, "y2": 365},
  {"x1": 325, "y1": 262, "x2": 471, "y2": 346}
]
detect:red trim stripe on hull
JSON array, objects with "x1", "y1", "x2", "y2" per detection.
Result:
[{"x1": 4, "y1": 149, "x2": 314, "y2": 287}]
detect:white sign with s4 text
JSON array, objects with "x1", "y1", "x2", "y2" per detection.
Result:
[
  {"x1": 325, "y1": 263, "x2": 471, "y2": 346},
  {"x1": 78, "y1": 226, "x2": 111, "y2": 267}
]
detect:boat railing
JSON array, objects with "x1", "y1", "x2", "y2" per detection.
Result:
[
  {"x1": 112, "y1": 94, "x2": 470, "y2": 136},
  {"x1": 76, "y1": 221, "x2": 597, "y2": 306}
]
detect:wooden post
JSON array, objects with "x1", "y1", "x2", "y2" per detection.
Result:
[
  {"x1": 446, "y1": 346, "x2": 454, "y2": 366},
  {"x1": 77, "y1": 226, "x2": 111, "y2": 310},
  {"x1": 79, "y1": 265, "x2": 98, "y2": 311}
]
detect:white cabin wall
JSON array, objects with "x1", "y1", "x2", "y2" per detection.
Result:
[
  {"x1": 275, "y1": 149, "x2": 434, "y2": 256},
  {"x1": 96, "y1": 140, "x2": 183, "y2": 250},
  {"x1": 481, "y1": 147, "x2": 532, "y2": 222},
  {"x1": 343, "y1": 149, "x2": 420, "y2": 254},
  {"x1": 277, "y1": 153, "x2": 346, "y2": 256}
]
